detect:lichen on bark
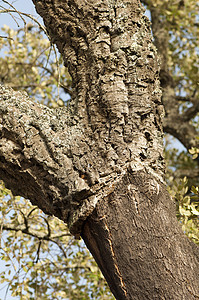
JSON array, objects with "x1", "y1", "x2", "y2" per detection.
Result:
[{"x1": 0, "y1": 1, "x2": 165, "y2": 235}]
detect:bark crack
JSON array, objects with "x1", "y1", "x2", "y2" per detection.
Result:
[{"x1": 104, "y1": 221, "x2": 128, "y2": 299}]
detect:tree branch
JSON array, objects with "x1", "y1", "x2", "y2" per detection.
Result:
[
  {"x1": 1, "y1": 223, "x2": 70, "y2": 258},
  {"x1": 0, "y1": 223, "x2": 70, "y2": 241},
  {"x1": 1, "y1": 0, "x2": 166, "y2": 234},
  {"x1": 163, "y1": 117, "x2": 199, "y2": 150},
  {"x1": 0, "y1": 1, "x2": 198, "y2": 298},
  {"x1": 181, "y1": 103, "x2": 199, "y2": 122},
  {"x1": 175, "y1": 95, "x2": 198, "y2": 102},
  {"x1": 0, "y1": 84, "x2": 97, "y2": 233},
  {"x1": 149, "y1": 4, "x2": 199, "y2": 150}
]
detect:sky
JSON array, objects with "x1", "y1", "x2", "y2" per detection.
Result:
[
  {"x1": 0, "y1": 1, "x2": 37, "y2": 299},
  {"x1": 0, "y1": 0, "x2": 39, "y2": 32}
]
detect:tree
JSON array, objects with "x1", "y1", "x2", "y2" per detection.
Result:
[{"x1": 0, "y1": 0, "x2": 198, "y2": 299}]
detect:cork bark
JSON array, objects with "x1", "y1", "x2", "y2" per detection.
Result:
[{"x1": 0, "y1": 0, "x2": 198, "y2": 299}]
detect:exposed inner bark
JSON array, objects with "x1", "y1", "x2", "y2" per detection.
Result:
[{"x1": 82, "y1": 169, "x2": 199, "y2": 299}]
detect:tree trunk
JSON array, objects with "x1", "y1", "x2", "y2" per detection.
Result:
[
  {"x1": 82, "y1": 170, "x2": 199, "y2": 299},
  {"x1": 0, "y1": 0, "x2": 198, "y2": 299}
]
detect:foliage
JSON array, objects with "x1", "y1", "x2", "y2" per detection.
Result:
[
  {"x1": 189, "y1": 144, "x2": 199, "y2": 159},
  {"x1": 0, "y1": 24, "x2": 72, "y2": 107},
  {"x1": 157, "y1": 0, "x2": 199, "y2": 246},
  {"x1": 0, "y1": 181, "x2": 113, "y2": 300},
  {"x1": 164, "y1": 136, "x2": 199, "y2": 187},
  {"x1": 0, "y1": 21, "x2": 113, "y2": 299},
  {"x1": 167, "y1": 177, "x2": 199, "y2": 244},
  {"x1": 165, "y1": 0, "x2": 199, "y2": 97},
  {"x1": 146, "y1": 0, "x2": 199, "y2": 97},
  {"x1": 164, "y1": 137, "x2": 199, "y2": 245}
]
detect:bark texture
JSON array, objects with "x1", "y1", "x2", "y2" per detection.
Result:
[
  {"x1": 82, "y1": 170, "x2": 199, "y2": 299},
  {"x1": 0, "y1": 0, "x2": 198, "y2": 299}
]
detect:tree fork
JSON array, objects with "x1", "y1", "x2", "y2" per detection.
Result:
[{"x1": 0, "y1": 0, "x2": 198, "y2": 299}]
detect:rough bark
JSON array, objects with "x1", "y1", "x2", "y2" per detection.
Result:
[
  {"x1": 0, "y1": 86, "x2": 96, "y2": 232},
  {"x1": 0, "y1": 0, "x2": 198, "y2": 299}
]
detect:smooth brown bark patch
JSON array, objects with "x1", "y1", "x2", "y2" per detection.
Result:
[{"x1": 82, "y1": 169, "x2": 199, "y2": 300}]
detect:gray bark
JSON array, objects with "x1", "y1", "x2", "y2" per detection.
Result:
[{"x1": 0, "y1": 0, "x2": 198, "y2": 299}]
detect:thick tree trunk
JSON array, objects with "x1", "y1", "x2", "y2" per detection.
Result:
[
  {"x1": 82, "y1": 170, "x2": 199, "y2": 299},
  {"x1": 0, "y1": 0, "x2": 198, "y2": 299}
]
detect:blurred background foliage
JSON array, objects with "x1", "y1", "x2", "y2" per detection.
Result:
[
  {"x1": 0, "y1": 0, "x2": 198, "y2": 299},
  {"x1": 0, "y1": 24, "x2": 72, "y2": 107},
  {"x1": 0, "y1": 181, "x2": 113, "y2": 300}
]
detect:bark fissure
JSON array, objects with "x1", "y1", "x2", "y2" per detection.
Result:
[
  {"x1": 82, "y1": 169, "x2": 199, "y2": 299},
  {"x1": 104, "y1": 221, "x2": 128, "y2": 298}
]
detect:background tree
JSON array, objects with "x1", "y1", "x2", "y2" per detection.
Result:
[{"x1": 0, "y1": 0, "x2": 198, "y2": 299}]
